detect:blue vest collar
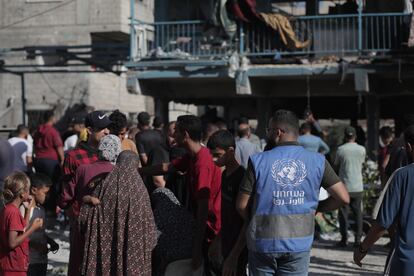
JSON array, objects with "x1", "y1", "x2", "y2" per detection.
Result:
[{"x1": 275, "y1": 141, "x2": 300, "y2": 147}]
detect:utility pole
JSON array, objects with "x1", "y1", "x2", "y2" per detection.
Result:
[
  {"x1": 0, "y1": 60, "x2": 26, "y2": 125},
  {"x1": 20, "y1": 73, "x2": 26, "y2": 125}
]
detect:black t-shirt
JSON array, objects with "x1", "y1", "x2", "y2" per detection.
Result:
[
  {"x1": 145, "y1": 146, "x2": 170, "y2": 193},
  {"x1": 167, "y1": 146, "x2": 188, "y2": 207},
  {"x1": 221, "y1": 166, "x2": 246, "y2": 258},
  {"x1": 135, "y1": 129, "x2": 165, "y2": 157},
  {"x1": 148, "y1": 146, "x2": 170, "y2": 166},
  {"x1": 169, "y1": 146, "x2": 187, "y2": 161},
  {"x1": 385, "y1": 135, "x2": 408, "y2": 177}
]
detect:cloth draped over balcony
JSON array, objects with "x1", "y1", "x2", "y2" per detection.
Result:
[
  {"x1": 228, "y1": 0, "x2": 259, "y2": 22},
  {"x1": 258, "y1": 13, "x2": 310, "y2": 50},
  {"x1": 199, "y1": 0, "x2": 237, "y2": 39},
  {"x1": 228, "y1": 0, "x2": 309, "y2": 50}
]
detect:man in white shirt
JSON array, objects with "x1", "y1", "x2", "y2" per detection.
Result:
[
  {"x1": 8, "y1": 125, "x2": 33, "y2": 173},
  {"x1": 64, "y1": 116, "x2": 85, "y2": 151}
]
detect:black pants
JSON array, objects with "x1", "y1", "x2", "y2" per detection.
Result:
[
  {"x1": 28, "y1": 263, "x2": 47, "y2": 276},
  {"x1": 339, "y1": 192, "x2": 363, "y2": 243}
]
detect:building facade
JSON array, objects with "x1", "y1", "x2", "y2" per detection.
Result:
[
  {"x1": 127, "y1": 0, "x2": 414, "y2": 159},
  {"x1": 0, "y1": 0, "x2": 155, "y2": 128}
]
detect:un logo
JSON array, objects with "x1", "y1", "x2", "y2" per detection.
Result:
[{"x1": 271, "y1": 159, "x2": 307, "y2": 188}]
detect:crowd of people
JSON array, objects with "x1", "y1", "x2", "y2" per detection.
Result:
[{"x1": 0, "y1": 107, "x2": 413, "y2": 276}]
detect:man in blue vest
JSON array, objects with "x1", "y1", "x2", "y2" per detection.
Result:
[{"x1": 236, "y1": 109, "x2": 350, "y2": 276}]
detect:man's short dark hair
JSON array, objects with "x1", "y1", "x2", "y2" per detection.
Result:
[
  {"x1": 237, "y1": 125, "x2": 250, "y2": 138},
  {"x1": 137, "y1": 112, "x2": 151, "y2": 126},
  {"x1": 380, "y1": 126, "x2": 393, "y2": 140},
  {"x1": 43, "y1": 110, "x2": 54, "y2": 123},
  {"x1": 215, "y1": 119, "x2": 227, "y2": 130},
  {"x1": 152, "y1": 116, "x2": 163, "y2": 129},
  {"x1": 207, "y1": 130, "x2": 235, "y2": 151},
  {"x1": 29, "y1": 173, "x2": 52, "y2": 189},
  {"x1": 271, "y1": 109, "x2": 299, "y2": 135},
  {"x1": 17, "y1": 124, "x2": 28, "y2": 135},
  {"x1": 177, "y1": 115, "x2": 202, "y2": 142},
  {"x1": 203, "y1": 123, "x2": 219, "y2": 139},
  {"x1": 167, "y1": 121, "x2": 176, "y2": 129},
  {"x1": 300, "y1": 122, "x2": 312, "y2": 133},
  {"x1": 404, "y1": 125, "x2": 414, "y2": 146},
  {"x1": 238, "y1": 116, "x2": 249, "y2": 125},
  {"x1": 109, "y1": 110, "x2": 127, "y2": 136}
]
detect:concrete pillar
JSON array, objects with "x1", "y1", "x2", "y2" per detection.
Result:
[
  {"x1": 256, "y1": 98, "x2": 272, "y2": 138},
  {"x1": 154, "y1": 97, "x2": 169, "y2": 126},
  {"x1": 365, "y1": 94, "x2": 380, "y2": 161}
]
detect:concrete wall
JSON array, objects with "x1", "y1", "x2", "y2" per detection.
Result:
[
  {"x1": 0, "y1": 0, "x2": 154, "y2": 128},
  {"x1": 0, "y1": 0, "x2": 154, "y2": 33},
  {"x1": 88, "y1": 73, "x2": 149, "y2": 114}
]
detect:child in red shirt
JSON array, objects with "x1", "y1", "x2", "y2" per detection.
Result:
[{"x1": 0, "y1": 172, "x2": 43, "y2": 276}]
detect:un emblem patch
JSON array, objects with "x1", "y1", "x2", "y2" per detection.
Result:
[{"x1": 271, "y1": 159, "x2": 307, "y2": 188}]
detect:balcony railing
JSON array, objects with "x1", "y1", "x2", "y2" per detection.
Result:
[{"x1": 130, "y1": 12, "x2": 410, "y2": 61}]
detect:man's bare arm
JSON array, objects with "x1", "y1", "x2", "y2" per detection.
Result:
[
  {"x1": 236, "y1": 192, "x2": 251, "y2": 220},
  {"x1": 139, "y1": 154, "x2": 148, "y2": 167},
  {"x1": 354, "y1": 222, "x2": 387, "y2": 267},
  {"x1": 152, "y1": 175, "x2": 166, "y2": 188},
  {"x1": 57, "y1": 146, "x2": 65, "y2": 166}
]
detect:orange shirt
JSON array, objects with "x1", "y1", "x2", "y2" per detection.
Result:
[{"x1": 121, "y1": 139, "x2": 138, "y2": 154}]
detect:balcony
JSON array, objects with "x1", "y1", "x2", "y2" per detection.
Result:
[{"x1": 129, "y1": 12, "x2": 410, "y2": 65}]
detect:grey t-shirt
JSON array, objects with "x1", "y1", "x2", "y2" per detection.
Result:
[
  {"x1": 235, "y1": 138, "x2": 261, "y2": 168},
  {"x1": 29, "y1": 206, "x2": 48, "y2": 264},
  {"x1": 334, "y1": 142, "x2": 366, "y2": 193}
]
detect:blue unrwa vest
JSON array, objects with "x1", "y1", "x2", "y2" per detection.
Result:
[{"x1": 247, "y1": 144, "x2": 325, "y2": 253}]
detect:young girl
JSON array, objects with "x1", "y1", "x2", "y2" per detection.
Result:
[{"x1": 0, "y1": 172, "x2": 43, "y2": 276}]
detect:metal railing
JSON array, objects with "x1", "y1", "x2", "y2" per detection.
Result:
[
  {"x1": 243, "y1": 13, "x2": 410, "y2": 57},
  {"x1": 132, "y1": 20, "x2": 237, "y2": 59},
  {"x1": 130, "y1": 13, "x2": 410, "y2": 60}
]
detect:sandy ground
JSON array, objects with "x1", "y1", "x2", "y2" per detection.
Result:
[
  {"x1": 310, "y1": 233, "x2": 388, "y2": 276},
  {"x1": 45, "y1": 226, "x2": 388, "y2": 276},
  {"x1": 46, "y1": 225, "x2": 70, "y2": 276}
]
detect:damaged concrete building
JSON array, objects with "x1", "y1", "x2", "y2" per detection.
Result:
[
  {"x1": 127, "y1": 0, "x2": 414, "y2": 159},
  {"x1": 0, "y1": 0, "x2": 155, "y2": 130}
]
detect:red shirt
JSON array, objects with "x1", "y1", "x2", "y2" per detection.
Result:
[
  {"x1": 61, "y1": 161, "x2": 113, "y2": 216},
  {"x1": 0, "y1": 204, "x2": 29, "y2": 272},
  {"x1": 172, "y1": 146, "x2": 222, "y2": 243},
  {"x1": 58, "y1": 142, "x2": 99, "y2": 210},
  {"x1": 33, "y1": 124, "x2": 63, "y2": 160}
]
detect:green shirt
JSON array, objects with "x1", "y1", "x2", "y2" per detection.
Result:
[{"x1": 334, "y1": 142, "x2": 366, "y2": 193}]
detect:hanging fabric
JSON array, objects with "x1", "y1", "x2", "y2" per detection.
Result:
[
  {"x1": 229, "y1": 0, "x2": 259, "y2": 22},
  {"x1": 258, "y1": 13, "x2": 310, "y2": 50},
  {"x1": 220, "y1": 0, "x2": 237, "y2": 39}
]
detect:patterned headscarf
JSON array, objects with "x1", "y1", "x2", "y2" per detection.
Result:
[
  {"x1": 98, "y1": 134, "x2": 121, "y2": 164},
  {"x1": 151, "y1": 188, "x2": 195, "y2": 269}
]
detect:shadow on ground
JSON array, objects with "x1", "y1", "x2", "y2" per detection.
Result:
[{"x1": 309, "y1": 239, "x2": 388, "y2": 276}]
